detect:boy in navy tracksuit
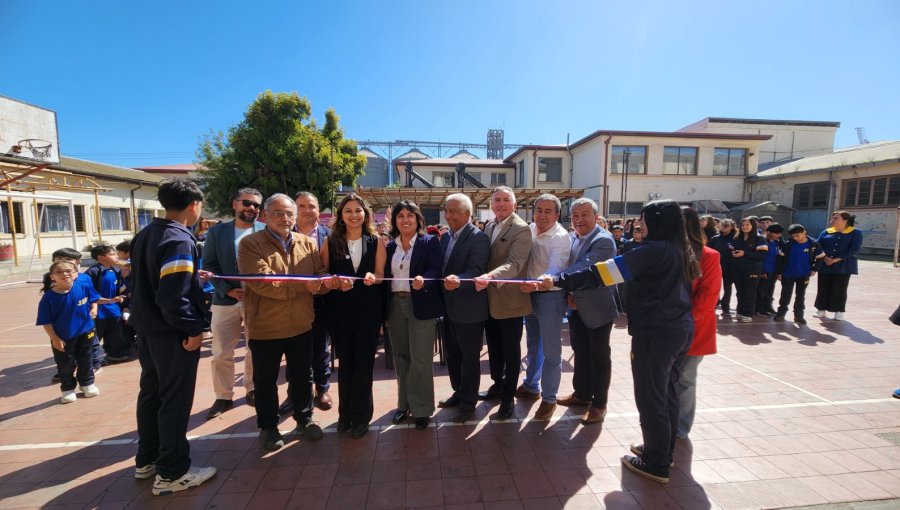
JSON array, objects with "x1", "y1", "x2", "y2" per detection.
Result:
[
  {"x1": 774, "y1": 224, "x2": 824, "y2": 324},
  {"x1": 130, "y1": 179, "x2": 215, "y2": 495},
  {"x1": 755, "y1": 224, "x2": 784, "y2": 316},
  {"x1": 86, "y1": 244, "x2": 128, "y2": 364}
]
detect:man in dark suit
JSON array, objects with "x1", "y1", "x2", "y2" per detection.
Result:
[
  {"x1": 202, "y1": 188, "x2": 266, "y2": 420},
  {"x1": 559, "y1": 198, "x2": 619, "y2": 424},
  {"x1": 439, "y1": 193, "x2": 490, "y2": 423}
]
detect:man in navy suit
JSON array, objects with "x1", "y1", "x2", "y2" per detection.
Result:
[
  {"x1": 438, "y1": 193, "x2": 490, "y2": 423},
  {"x1": 559, "y1": 198, "x2": 619, "y2": 424},
  {"x1": 278, "y1": 191, "x2": 334, "y2": 416},
  {"x1": 202, "y1": 188, "x2": 266, "y2": 420}
]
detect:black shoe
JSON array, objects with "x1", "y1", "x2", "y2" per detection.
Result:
[
  {"x1": 477, "y1": 383, "x2": 502, "y2": 400},
  {"x1": 105, "y1": 355, "x2": 130, "y2": 363},
  {"x1": 278, "y1": 398, "x2": 294, "y2": 416},
  {"x1": 794, "y1": 314, "x2": 807, "y2": 324},
  {"x1": 451, "y1": 410, "x2": 473, "y2": 424},
  {"x1": 294, "y1": 421, "x2": 323, "y2": 442},
  {"x1": 438, "y1": 394, "x2": 460, "y2": 408},
  {"x1": 245, "y1": 390, "x2": 255, "y2": 407},
  {"x1": 622, "y1": 454, "x2": 669, "y2": 483},
  {"x1": 350, "y1": 424, "x2": 369, "y2": 439},
  {"x1": 773, "y1": 314, "x2": 785, "y2": 321},
  {"x1": 260, "y1": 428, "x2": 284, "y2": 451},
  {"x1": 205, "y1": 399, "x2": 233, "y2": 420},
  {"x1": 493, "y1": 400, "x2": 514, "y2": 421},
  {"x1": 756, "y1": 311, "x2": 773, "y2": 317},
  {"x1": 766, "y1": 308, "x2": 778, "y2": 315},
  {"x1": 414, "y1": 417, "x2": 431, "y2": 430},
  {"x1": 336, "y1": 419, "x2": 351, "y2": 433},
  {"x1": 392, "y1": 409, "x2": 410, "y2": 424}
]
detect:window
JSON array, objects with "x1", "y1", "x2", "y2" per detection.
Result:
[
  {"x1": 608, "y1": 201, "x2": 644, "y2": 216},
  {"x1": 434, "y1": 172, "x2": 455, "y2": 187},
  {"x1": 842, "y1": 176, "x2": 900, "y2": 208},
  {"x1": 0, "y1": 203, "x2": 25, "y2": 234},
  {"x1": 100, "y1": 207, "x2": 130, "y2": 231},
  {"x1": 793, "y1": 182, "x2": 830, "y2": 209},
  {"x1": 713, "y1": 148, "x2": 747, "y2": 176},
  {"x1": 663, "y1": 147, "x2": 698, "y2": 175},
  {"x1": 137, "y1": 209, "x2": 155, "y2": 229},
  {"x1": 538, "y1": 157, "x2": 563, "y2": 182},
  {"x1": 490, "y1": 172, "x2": 507, "y2": 185},
  {"x1": 39, "y1": 204, "x2": 85, "y2": 233},
  {"x1": 611, "y1": 146, "x2": 647, "y2": 174},
  {"x1": 516, "y1": 161, "x2": 525, "y2": 187}
]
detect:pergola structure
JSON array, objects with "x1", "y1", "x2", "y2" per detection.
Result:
[{"x1": 356, "y1": 187, "x2": 585, "y2": 210}]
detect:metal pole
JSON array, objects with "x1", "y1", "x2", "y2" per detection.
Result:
[
  {"x1": 94, "y1": 190, "x2": 103, "y2": 243},
  {"x1": 69, "y1": 199, "x2": 78, "y2": 250},
  {"x1": 6, "y1": 185, "x2": 18, "y2": 266},
  {"x1": 32, "y1": 194, "x2": 42, "y2": 258},
  {"x1": 893, "y1": 205, "x2": 899, "y2": 268}
]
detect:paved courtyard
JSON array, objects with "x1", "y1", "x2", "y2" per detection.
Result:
[{"x1": 0, "y1": 260, "x2": 898, "y2": 509}]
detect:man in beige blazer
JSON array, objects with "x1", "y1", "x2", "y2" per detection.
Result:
[{"x1": 474, "y1": 186, "x2": 532, "y2": 420}]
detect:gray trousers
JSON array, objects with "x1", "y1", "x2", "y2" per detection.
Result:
[
  {"x1": 388, "y1": 295, "x2": 436, "y2": 417},
  {"x1": 675, "y1": 354, "x2": 704, "y2": 438}
]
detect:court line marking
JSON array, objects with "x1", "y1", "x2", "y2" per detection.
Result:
[
  {"x1": 717, "y1": 353, "x2": 833, "y2": 403},
  {"x1": 0, "y1": 323, "x2": 34, "y2": 335},
  {"x1": 0, "y1": 344, "x2": 50, "y2": 348},
  {"x1": 1, "y1": 396, "x2": 894, "y2": 452}
]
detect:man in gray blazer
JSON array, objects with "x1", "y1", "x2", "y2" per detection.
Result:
[
  {"x1": 439, "y1": 193, "x2": 490, "y2": 423},
  {"x1": 558, "y1": 197, "x2": 619, "y2": 424},
  {"x1": 202, "y1": 188, "x2": 266, "y2": 420}
]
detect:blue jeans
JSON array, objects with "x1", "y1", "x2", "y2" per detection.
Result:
[
  {"x1": 675, "y1": 354, "x2": 704, "y2": 438},
  {"x1": 522, "y1": 291, "x2": 567, "y2": 403}
]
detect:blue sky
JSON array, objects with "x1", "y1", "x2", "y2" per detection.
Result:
[{"x1": 2, "y1": 0, "x2": 898, "y2": 167}]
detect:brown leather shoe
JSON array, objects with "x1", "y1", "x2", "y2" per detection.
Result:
[
  {"x1": 515, "y1": 384, "x2": 540, "y2": 400},
  {"x1": 533, "y1": 401, "x2": 556, "y2": 421},
  {"x1": 581, "y1": 407, "x2": 607, "y2": 425},
  {"x1": 314, "y1": 392, "x2": 333, "y2": 411},
  {"x1": 557, "y1": 393, "x2": 590, "y2": 407}
]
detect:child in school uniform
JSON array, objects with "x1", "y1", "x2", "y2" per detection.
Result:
[
  {"x1": 755, "y1": 223, "x2": 784, "y2": 316},
  {"x1": 36, "y1": 261, "x2": 120, "y2": 403},
  {"x1": 774, "y1": 224, "x2": 824, "y2": 324},
  {"x1": 86, "y1": 244, "x2": 128, "y2": 364},
  {"x1": 41, "y1": 248, "x2": 94, "y2": 382}
]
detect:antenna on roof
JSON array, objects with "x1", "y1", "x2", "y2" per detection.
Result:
[{"x1": 855, "y1": 127, "x2": 870, "y2": 145}]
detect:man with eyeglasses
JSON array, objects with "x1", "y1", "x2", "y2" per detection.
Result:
[{"x1": 201, "y1": 188, "x2": 266, "y2": 419}]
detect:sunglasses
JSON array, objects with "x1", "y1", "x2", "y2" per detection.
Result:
[{"x1": 240, "y1": 200, "x2": 261, "y2": 208}]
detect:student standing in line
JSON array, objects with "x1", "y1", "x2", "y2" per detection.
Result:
[
  {"x1": 550, "y1": 199, "x2": 700, "y2": 484},
  {"x1": 774, "y1": 224, "x2": 824, "y2": 324},
  {"x1": 730, "y1": 218, "x2": 768, "y2": 323},
  {"x1": 709, "y1": 219, "x2": 738, "y2": 318},
  {"x1": 86, "y1": 244, "x2": 128, "y2": 364},
  {"x1": 755, "y1": 223, "x2": 784, "y2": 317},
  {"x1": 814, "y1": 210, "x2": 863, "y2": 321}
]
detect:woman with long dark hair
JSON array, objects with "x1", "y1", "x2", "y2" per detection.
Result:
[
  {"x1": 814, "y1": 210, "x2": 863, "y2": 321},
  {"x1": 321, "y1": 193, "x2": 386, "y2": 438},
  {"x1": 709, "y1": 219, "x2": 737, "y2": 317},
  {"x1": 550, "y1": 199, "x2": 700, "y2": 484},
  {"x1": 731, "y1": 217, "x2": 768, "y2": 322},
  {"x1": 383, "y1": 200, "x2": 443, "y2": 430},
  {"x1": 676, "y1": 207, "x2": 721, "y2": 440}
]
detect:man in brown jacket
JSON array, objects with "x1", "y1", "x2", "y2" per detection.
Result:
[
  {"x1": 474, "y1": 186, "x2": 533, "y2": 420},
  {"x1": 238, "y1": 193, "x2": 330, "y2": 451}
]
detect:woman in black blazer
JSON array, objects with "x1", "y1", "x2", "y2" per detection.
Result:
[
  {"x1": 384, "y1": 200, "x2": 444, "y2": 430},
  {"x1": 321, "y1": 193, "x2": 385, "y2": 439}
]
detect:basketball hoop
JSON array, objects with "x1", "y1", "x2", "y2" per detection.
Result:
[{"x1": 17, "y1": 139, "x2": 53, "y2": 162}]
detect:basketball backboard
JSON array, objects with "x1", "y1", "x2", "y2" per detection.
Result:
[{"x1": 0, "y1": 96, "x2": 60, "y2": 164}]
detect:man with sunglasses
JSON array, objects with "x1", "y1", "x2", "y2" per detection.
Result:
[{"x1": 202, "y1": 188, "x2": 266, "y2": 419}]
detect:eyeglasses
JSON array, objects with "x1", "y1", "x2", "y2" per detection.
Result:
[
  {"x1": 241, "y1": 200, "x2": 261, "y2": 208},
  {"x1": 269, "y1": 210, "x2": 295, "y2": 219}
]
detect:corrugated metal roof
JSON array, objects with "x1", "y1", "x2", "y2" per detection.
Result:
[
  {"x1": 448, "y1": 150, "x2": 478, "y2": 159},
  {"x1": 359, "y1": 148, "x2": 384, "y2": 159},
  {"x1": 753, "y1": 141, "x2": 900, "y2": 179},
  {"x1": 57, "y1": 157, "x2": 167, "y2": 185},
  {"x1": 394, "y1": 149, "x2": 430, "y2": 160}
]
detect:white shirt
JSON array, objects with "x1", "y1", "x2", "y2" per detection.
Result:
[
  {"x1": 234, "y1": 226, "x2": 253, "y2": 263},
  {"x1": 347, "y1": 238, "x2": 363, "y2": 272},
  {"x1": 390, "y1": 237, "x2": 415, "y2": 292},
  {"x1": 491, "y1": 214, "x2": 515, "y2": 245},
  {"x1": 526, "y1": 222, "x2": 571, "y2": 289}
]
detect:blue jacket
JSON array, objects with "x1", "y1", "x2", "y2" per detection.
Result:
[
  {"x1": 565, "y1": 226, "x2": 619, "y2": 329},
  {"x1": 441, "y1": 223, "x2": 490, "y2": 324},
  {"x1": 816, "y1": 227, "x2": 863, "y2": 275},
  {"x1": 130, "y1": 218, "x2": 208, "y2": 337},
  {"x1": 385, "y1": 233, "x2": 444, "y2": 320},
  {"x1": 201, "y1": 219, "x2": 265, "y2": 305}
]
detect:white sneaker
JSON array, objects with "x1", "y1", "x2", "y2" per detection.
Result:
[
  {"x1": 135, "y1": 463, "x2": 157, "y2": 479},
  {"x1": 814, "y1": 309, "x2": 827, "y2": 318},
  {"x1": 152, "y1": 466, "x2": 217, "y2": 496},
  {"x1": 80, "y1": 384, "x2": 100, "y2": 398},
  {"x1": 738, "y1": 315, "x2": 752, "y2": 323},
  {"x1": 834, "y1": 312, "x2": 844, "y2": 321},
  {"x1": 60, "y1": 390, "x2": 77, "y2": 404}
]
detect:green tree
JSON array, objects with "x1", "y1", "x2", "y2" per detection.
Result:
[{"x1": 196, "y1": 91, "x2": 366, "y2": 215}]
